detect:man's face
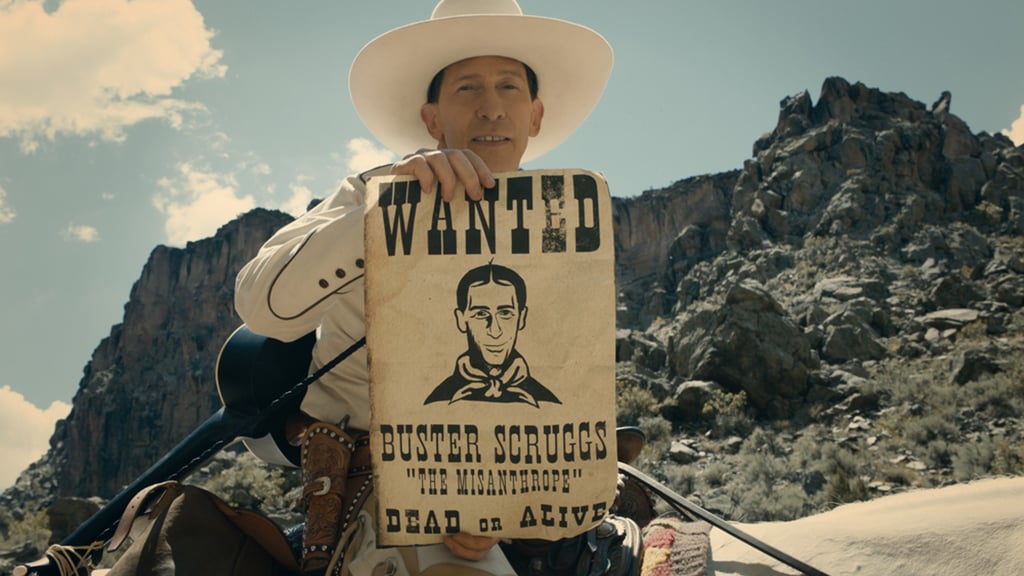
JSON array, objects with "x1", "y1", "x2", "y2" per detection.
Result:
[
  {"x1": 421, "y1": 56, "x2": 544, "y2": 172},
  {"x1": 455, "y1": 281, "x2": 527, "y2": 367}
]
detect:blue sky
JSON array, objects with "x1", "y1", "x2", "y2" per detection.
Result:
[{"x1": 1, "y1": 0, "x2": 1022, "y2": 487}]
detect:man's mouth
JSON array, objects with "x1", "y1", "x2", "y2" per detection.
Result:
[{"x1": 473, "y1": 135, "x2": 510, "y2": 143}]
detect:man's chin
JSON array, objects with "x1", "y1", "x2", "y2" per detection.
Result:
[{"x1": 480, "y1": 351, "x2": 510, "y2": 367}]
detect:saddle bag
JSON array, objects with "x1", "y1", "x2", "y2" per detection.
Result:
[{"x1": 102, "y1": 480, "x2": 300, "y2": 576}]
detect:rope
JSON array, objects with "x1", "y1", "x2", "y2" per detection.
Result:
[{"x1": 44, "y1": 542, "x2": 104, "y2": 576}]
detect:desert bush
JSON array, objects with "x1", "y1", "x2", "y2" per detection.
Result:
[
  {"x1": 964, "y1": 371, "x2": 1024, "y2": 419},
  {"x1": 615, "y1": 381, "x2": 662, "y2": 427},
  {"x1": 730, "y1": 482, "x2": 812, "y2": 522},
  {"x1": 635, "y1": 415, "x2": 673, "y2": 464},
  {"x1": 788, "y1": 427, "x2": 825, "y2": 463},
  {"x1": 736, "y1": 451, "x2": 790, "y2": 494},
  {"x1": 196, "y1": 451, "x2": 298, "y2": 512},
  {"x1": 738, "y1": 427, "x2": 784, "y2": 457},
  {"x1": 952, "y1": 439, "x2": 995, "y2": 481},
  {"x1": 991, "y1": 437, "x2": 1024, "y2": 476},
  {"x1": 662, "y1": 463, "x2": 696, "y2": 496},
  {"x1": 825, "y1": 467, "x2": 868, "y2": 507},
  {"x1": 701, "y1": 461, "x2": 731, "y2": 488},
  {"x1": 925, "y1": 439, "x2": 953, "y2": 469},
  {"x1": 819, "y1": 443, "x2": 859, "y2": 477},
  {"x1": 0, "y1": 508, "x2": 49, "y2": 553},
  {"x1": 702, "y1": 390, "x2": 754, "y2": 438},
  {"x1": 875, "y1": 462, "x2": 918, "y2": 487},
  {"x1": 902, "y1": 412, "x2": 958, "y2": 446},
  {"x1": 873, "y1": 359, "x2": 941, "y2": 407}
]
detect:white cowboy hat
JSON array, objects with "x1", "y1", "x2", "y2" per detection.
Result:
[{"x1": 349, "y1": 0, "x2": 613, "y2": 163}]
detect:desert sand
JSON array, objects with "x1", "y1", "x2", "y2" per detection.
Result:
[{"x1": 708, "y1": 476, "x2": 1024, "y2": 575}]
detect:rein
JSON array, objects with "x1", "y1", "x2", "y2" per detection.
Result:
[{"x1": 619, "y1": 462, "x2": 831, "y2": 576}]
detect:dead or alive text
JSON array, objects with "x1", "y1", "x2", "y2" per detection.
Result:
[
  {"x1": 377, "y1": 173, "x2": 602, "y2": 256},
  {"x1": 406, "y1": 466, "x2": 583, "y2": 496},
  {"x1": 383, "y1": 502, "x2": 610, "y2": 534},
  {"x1": 379, "y1": 421, "x2": 609, "y2": 464},
  {"x1": 520, "y1": 501, "x2": 609, "y2": 529}
]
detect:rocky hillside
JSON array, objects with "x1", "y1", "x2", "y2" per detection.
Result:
[
  {"x1": 1, "y1": 77, "x2": 1022, "y2": 563},
  {"x1": 612, "y1": 77, "x2": 1023, "y2": 519},
  {"x1": 2, "y1": 209, "x2": 294, "y2": 505},
  {"x1": 615, "y1": 77, "x2": 1022, "y2": 409}
]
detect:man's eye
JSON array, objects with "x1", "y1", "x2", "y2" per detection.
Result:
[
  {"x1": 496, "y1": 310, "x2": 516, "y2": 320},
  {"x1": 470, "y1": 311, "x2": 491, "y2": 320}
]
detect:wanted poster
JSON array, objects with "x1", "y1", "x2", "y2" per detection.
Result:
[{"x1": 363, "y1": 169, "x2": 618, "y2": 546}]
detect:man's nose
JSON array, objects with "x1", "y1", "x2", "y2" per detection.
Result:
[
  {"x1": 477, "y1": 90, "x2": 506, "y2": 121},
  {"x1": 486, "y1": 318, "x2": 503, "y2": 337}
]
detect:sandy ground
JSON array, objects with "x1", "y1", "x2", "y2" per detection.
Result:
[{"x1": 708, "y1": 476, "x2": 1024, "y2": 576}]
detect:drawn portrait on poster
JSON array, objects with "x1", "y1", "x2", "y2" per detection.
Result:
[
  {"x1": 363, "y1": 169, "x2": 618, "y2": 546},
  {"x1": 425, "y1": 262, "x2": 560, "y2": 408}
]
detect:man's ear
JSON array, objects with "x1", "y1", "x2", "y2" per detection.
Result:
[
  {"x1": 421, "y1": 103, "x2": 445, "y2": 141},
  {"x1": 529, "y1": 98, "x2": 544, "y2": 137},
  {"x1": 518, "y1": 307, "x2": 528, "y2": 331},
  {"x1": 454, "y1": 308, "x2": 468, "y2": 334}
]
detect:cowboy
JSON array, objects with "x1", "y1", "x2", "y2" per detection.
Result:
[{"x1": 235, "y1": 1, "x2": 624, "y2": 574}]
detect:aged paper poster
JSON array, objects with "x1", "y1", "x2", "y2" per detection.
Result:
[{"x1": 363, "y1": 169, "x2": 618, "y2": 546}]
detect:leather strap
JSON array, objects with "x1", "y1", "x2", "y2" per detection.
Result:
[{"x1": 105, "y1": 480, "x2": 180, "y2": 553}]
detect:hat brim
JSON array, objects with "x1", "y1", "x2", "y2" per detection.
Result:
[{"x1": 349, "y1": 14, "x2": 613, "y2": 164}]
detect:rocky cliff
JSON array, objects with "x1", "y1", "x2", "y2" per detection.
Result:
[
  {"x1": 2, "y1": 77, "x2": 1022, "y2": 544},
  {"x1": 47, "y1": 209, "x2": 294, "y2": 499},
  {"x1": 615, "y1": 77, "x2": 1022, "y2": 416}
]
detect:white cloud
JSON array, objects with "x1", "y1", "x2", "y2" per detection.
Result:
[
  {"x1": 1003, "y1": 104, "x2": 1024, "y2": 147},
  {"x1": 0, "y1": 0, "x2": 226, "y2": 150},
  {"x1": 345, "y1": 137, "x2": 396, "y2": 173},
  {"x1": 0, "y1": 185, "x2": 14, "y2": 223},
  {"x1": 280, "y1": 183, "x2": 313, "y2": 216},
  {"x1": 63, "y1": 223, "x2": 100, "y2": 243},
  {"x1": 153, "y1": 163, "x2": 255, "y2": 245},
  {"x1": 0, "y1": 385, "x2": 71, "y2": 489}
]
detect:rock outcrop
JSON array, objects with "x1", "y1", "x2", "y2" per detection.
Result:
[
  {"x1": 616, "y1": 76, "x2": 1023, "y2": 421},
  {"x1": 50, "y1": 209, "x2": 294, "y2": 499}
]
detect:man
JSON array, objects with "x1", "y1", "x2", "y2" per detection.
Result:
[
  {"x1": 235, "y1": 0, "x2": 619, "y2": 573},
  {"x1": 425, "y1": 263, "x2": 560, "y2": 407}
]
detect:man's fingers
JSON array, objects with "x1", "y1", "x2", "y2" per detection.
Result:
[
  {"x1": 464, "y1": 151, "x2": 496, "y2": 197},
  {"x1": 424, "y1": 151, "x2": 461, "y2": 202},
  {"x1": 451, "y1": 149, "x2": 496, "y2": 201},
  {"x1": 392, "y1": 149, "x2": 495, "y2": 202},
  {"x1": 390, "y1": 154, "x2": 436, "y2": 196}
]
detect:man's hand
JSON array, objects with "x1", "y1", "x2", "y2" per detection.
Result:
[
  {"x1": 442, "y1": 532, "x2": 500, "y2": 561},
  {"x1": 391, "y1": 148, "x2": 495, "y2": 202}
]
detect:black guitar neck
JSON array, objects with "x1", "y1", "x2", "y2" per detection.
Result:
[
  {"x1": 17, "y1": 326, "x2": 333, "y2": 575},
  {"x1": 64, "y1": 325, "x2": 318, "y2": 545},
  {"x1": 63, "y1": 406, "x2": 240, "y2": 545}
]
